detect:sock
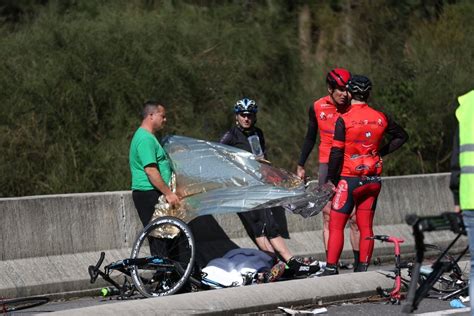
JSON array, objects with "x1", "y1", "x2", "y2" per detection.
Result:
[{"x1": 353, "y1": 250, "x2": 360, "y2": 265}]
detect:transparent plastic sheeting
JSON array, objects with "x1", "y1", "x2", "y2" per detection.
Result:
[{"x1": 157, "y1": 135, "x2": 333, "y2": 223}]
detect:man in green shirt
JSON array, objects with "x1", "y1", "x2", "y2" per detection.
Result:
[{"x1": 129, "y1": 100, "x2": 180, "y2": 231}]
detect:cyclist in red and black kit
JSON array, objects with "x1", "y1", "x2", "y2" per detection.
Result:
[
  {"x1": 221, "y1": 98, "x2": 320, "y2": 277},
  {"x1": 297, "y1": 68, "x2": 360, "y2": 269},
  {"x1": 318, "y1": 75, "x2": 408, "y2": 276}
]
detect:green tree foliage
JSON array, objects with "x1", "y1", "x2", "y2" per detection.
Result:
[
  {"x1": 300, "y1": 0, "x2": 473, "y2": 176},
  {"x1": 0, "y1": 0, "x2": 472, "y2": 196},
  {"x1": 0, "y1": 0, "x2": 305, "y2": 196}
]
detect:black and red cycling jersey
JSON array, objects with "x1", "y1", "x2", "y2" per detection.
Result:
[
  {"x1": 298, "y1": 95, "x2": 343, "y2": 165},
  {"x1": 325, "y1": 102, "x2": 408, "y2": 266},
  {"x1": 327, "y1": 103, "x2": 408, "y2": 182}
]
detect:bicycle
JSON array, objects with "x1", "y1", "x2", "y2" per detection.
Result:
[
  {"x1": 1, "y1": 296, "x2": 49, "y2": 313},
  {"x1": 89, "y1": 214, "x2": 264, "y2": 299},
  {"x1": 402, "y1": 212, "x2": 469, "y2": 314},
  {"x1": 371, "y1": 235, "x2": 405, "y2": 304},
  {"x1": 89, "y1": 216, "x2": 196, "y2": 298},
  {"x1": 88, "y1": 136, "x2": 334, "y2": 299},
  {"x1": 374, "y1": 236, "x2": 466, "y2": 304},
  {"x1": 408, "y1": 244, "x2": 467, "y2": 298}
]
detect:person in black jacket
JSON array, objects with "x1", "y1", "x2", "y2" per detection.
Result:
[
  {"x1": 220, "y1": 98, "x2": 319, "y2": 277},
  {"x1": 449, "y1": 120, "x2": 461, "y2": 213}
]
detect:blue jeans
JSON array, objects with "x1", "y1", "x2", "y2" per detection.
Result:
[{"x1": 462, "y1": 211, "x2": 474, "y2": 312}]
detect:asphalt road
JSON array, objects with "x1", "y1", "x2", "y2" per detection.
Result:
[
  {"x1": 251, "y1": 295, "x2": 471, "y2": 315},
  {"x1": 8, "y1": 260, "x2": 471, "y2": 315},
  {"x1": 12, "y1": 293, "x2": 471, "y2": 315}
]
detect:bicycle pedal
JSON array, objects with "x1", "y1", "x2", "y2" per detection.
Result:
[{"x1": 376, "y1": 286, "x2": 390, "y2": 298}]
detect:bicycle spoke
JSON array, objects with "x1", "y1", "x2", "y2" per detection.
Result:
[{"x1": 130, "y1": 216, "x2": 195, "y2": 297}]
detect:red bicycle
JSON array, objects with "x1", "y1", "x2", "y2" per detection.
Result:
[{"x1": 370, "y1": 235, "x2": 405, "y2": 304}]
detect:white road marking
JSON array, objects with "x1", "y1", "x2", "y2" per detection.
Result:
[{"x1": 416, "y1": 307, "x2": 471, "y2": 315}]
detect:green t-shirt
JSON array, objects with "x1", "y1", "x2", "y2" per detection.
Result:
[{"x1": 129, "y1": 127, "x2": 172, "y2": 191}]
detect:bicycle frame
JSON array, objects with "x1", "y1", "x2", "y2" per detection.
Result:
[
  {"x1": 402, "y1": 212, "x2": 468, "y2": 314},
  {"x1": 89, "y1": 252, "x2": 126, "y2": 293},
  {"x1": 371, "y1": 235, "x2": 404, "y2": 304},
  {"x1": 88, "y1": 251, "x2": 184, "y2": 298}
]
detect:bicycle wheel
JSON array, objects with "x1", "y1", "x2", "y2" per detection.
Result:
[
  {"x1": 418, "y1": 244, "x2": 467, "y2": 294},
  {"x1": 1, "y1": 296, "x2": 49, "y2": 312},
  {"x1": 130, "y1": 216, "x2": 195, "y2": 297}
]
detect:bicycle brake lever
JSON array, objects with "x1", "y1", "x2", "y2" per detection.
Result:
[
  {"x1": 369, "y1": 235, "x2": 390, "y2": 242},
  {"x1": 366, "y1": 236, "x2": 384, "y2": 242}
]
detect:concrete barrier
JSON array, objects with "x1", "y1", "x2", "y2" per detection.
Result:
[{"x1": 0, "y1": 173, "x2": 464, "y2": 298}]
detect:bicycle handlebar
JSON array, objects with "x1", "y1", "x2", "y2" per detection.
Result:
[
  {"x1": 88, "y1": 252, "x2": 105, "y2": 284},
  {"x1": 368, "y1": 235, "x2": 389, "y2": 241},
  {"x1": 368, "y1": 235, "x2": 404, "y2": 244},
  {"x1": 405, "y1": 212, "x2": 465, "y2": 235}
]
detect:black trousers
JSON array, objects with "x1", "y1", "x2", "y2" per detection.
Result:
[
  {"x1": 132, "y1": 190, "x2": 170, "y2": 257},
  {"x1": 132, "y1": 190, "x2": 161, "y2": 227}
]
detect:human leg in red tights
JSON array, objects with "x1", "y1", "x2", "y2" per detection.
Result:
[{"x1": 353, "y1": 181, "x2": 381, "y2": 271}]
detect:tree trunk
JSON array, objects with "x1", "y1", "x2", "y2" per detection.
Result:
[{"x1": 298, "y1": 4, "x2": 312, "y2": 65}]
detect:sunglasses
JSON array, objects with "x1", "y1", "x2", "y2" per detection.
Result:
[{"x1": 238, "y1": 112, "x2": 255, "y2": 118}]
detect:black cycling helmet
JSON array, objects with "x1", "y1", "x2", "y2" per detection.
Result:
[{"x1": 347, "y1": 75, "x2": 372, "y2": 101}]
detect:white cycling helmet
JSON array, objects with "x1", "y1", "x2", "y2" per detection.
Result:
[{"x1": 234, "y1": 98, "x2": 258, "y2": 114}]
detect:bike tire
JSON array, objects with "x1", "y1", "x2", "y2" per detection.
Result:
[
  {"x1": 1, "y1": 296, "x2": 49, "y2": 312},
  {"x1": 424, "y1": 244, "x2": 457, "y2": 263},
  {"x1": 418, "y1": 244, "x2": 467, "y2": 294},
  {"x1": 130, "y1": 216, "x2": 195, "y2": 297}
]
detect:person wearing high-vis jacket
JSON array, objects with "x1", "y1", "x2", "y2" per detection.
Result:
[{"x1": 450, "y1": 89, "x2": 474, "y2": 304}]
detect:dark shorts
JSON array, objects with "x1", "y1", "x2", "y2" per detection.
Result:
[
  {"x1": 331, "y1": 176, "x2": 382, "y2": 215},
  {"x1": 238, "y1": 207, "x2": 281, "y2": 239}
]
